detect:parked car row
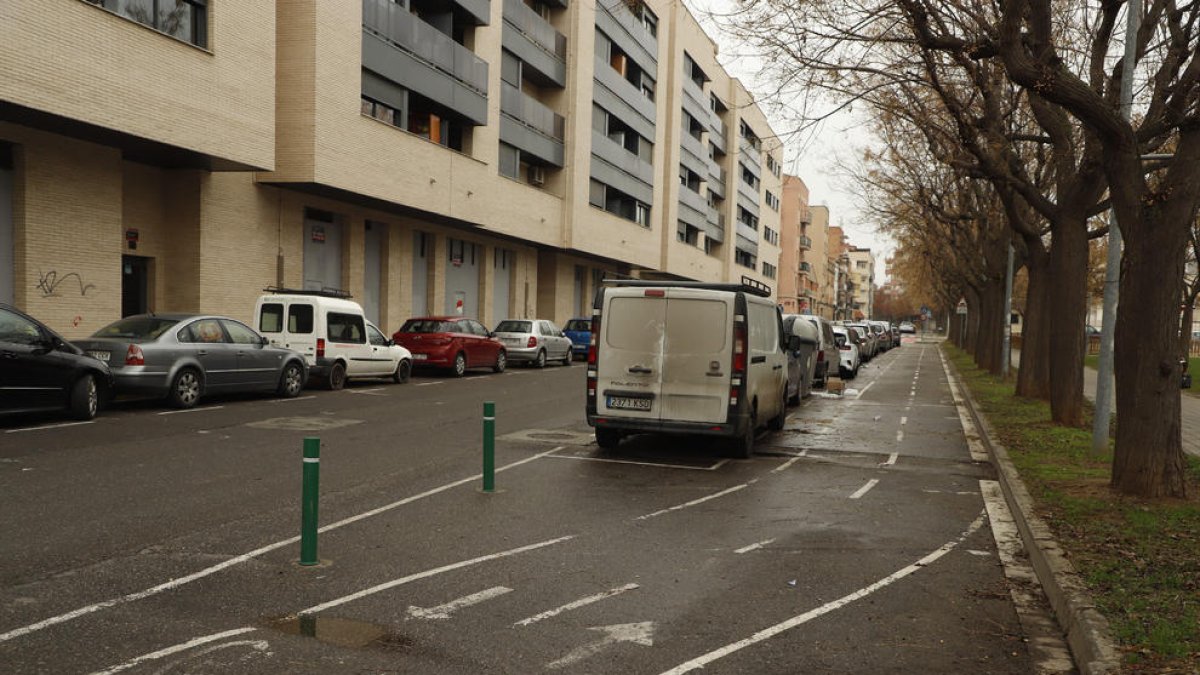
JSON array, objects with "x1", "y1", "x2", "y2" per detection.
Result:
[{"x1": 3, "y1": 288, "x2": 594, "y2": 422}]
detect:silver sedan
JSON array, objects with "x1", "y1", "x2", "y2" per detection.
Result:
[
  {"x1": 74, "y1": 314, "x2": 308, "y2": 408},
  {"x1": 492, "y1": 319, "x2": 573, "y2": 368}
]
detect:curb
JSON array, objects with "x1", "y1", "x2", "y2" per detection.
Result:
[{"x1": 943, "y1": 347, "x2": 1121, "y2": 675}]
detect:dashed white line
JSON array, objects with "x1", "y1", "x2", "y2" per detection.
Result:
[
  {"x1": 849, "y1": 479, "x2": 880, "y2": 499},
  {"x1": 734, "y1": 538, "x2": 776, "y2": 554},
  {"x1": 6, "y1": 420, "x2": 96, "y2": 433},
  {"x1": 635, "y1": 483, "x2": 753, "y2": 521},
  {"x1": 900, "y1": 416, "x2": 908, "y2": 425},
  {"x1": 772, "y1": 456, "x2": 802, "y2": 473},
  {"x1": 407, "y1": 586, "x2": 513, "y2": 620},
  {"x1": 415, "y1": 381, "x2": 444, "y2": 387},
  {"x1": 157, "y1": 406, "x2": 226, "y2": 416},
  {"x1": 268, "y1": 395, "x2": 316, "y2": 403},
  {"x1": 895, "y1": 430, "x2": 905, "y2": 443},
  {"x1": 514, "y1": 583, "x2": 640, "y2": 627},
  {"x1": 90, "y1": 627, "x2": 260, "y2": 675}
]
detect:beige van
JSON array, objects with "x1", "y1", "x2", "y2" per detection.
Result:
[{"x1": 585, "y1": 279, "x2": 791, "y2": 457}]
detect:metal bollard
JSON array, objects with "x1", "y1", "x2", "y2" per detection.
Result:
[
  {"x1": 300, "y1": 437, "x2": 320, "y2": 565},
  {"x1": 482, "y1": 401, "x2": 495, "y2": 492}
]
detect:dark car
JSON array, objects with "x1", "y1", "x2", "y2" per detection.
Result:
[
  {"x1": 0, "y1": 304, "x2": 113, "y2": 420},
  {"x1": 391, "y1": 317, "x2": 506, "y2": 377},
  {"x1": 74, "y1": 314, "x2": 308, "y2": 408},
  {"x1": 563, "y1": 318, "x2": 592, "y2": 359}
]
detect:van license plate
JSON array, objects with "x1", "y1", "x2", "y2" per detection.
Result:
[{"x1": 607, "y1": 396, "x2": 651, "y2": 411}]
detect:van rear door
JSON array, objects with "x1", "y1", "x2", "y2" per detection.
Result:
[
  {"x1": 659, "y1": 289, "x2": 732, "y2": 422},
  {"x1": 596, "y1": 290, "x2": 665, "y2": 419}
]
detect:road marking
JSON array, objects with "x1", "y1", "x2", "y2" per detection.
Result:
[
  {"x1": 268, "y1": 395, "x2": 316, "y2": 403},
  {"x1": 0, "y1": 447, "x2": 566, "y2": 645},
  {"x1": 549, "y1": 622, "x2": 655, "y2": 669},
  {"x1": 464, "y1": 376, "x2": 486, "y2": 380},
  {"x1": 895, "y1": 430, "x2": 905, "y2": 443},
  {"x1": 900, "y1": 416, "x2": 908, "y2": 425},
  {"x1": 515, "y1": 583, "x2": 640, "y2": 627},
  {"x1": 882, "y1": 453, "x2": 898, "y2": 466},
  {"x1": 415, "y1": 381, "x2": 444, "y2": 387},
  {"x1": 735, "y1": 538, "x2": 776, "y2": 554},
  {"x1": 547, "y1": 453, "x2": 729, "y2": 472},
  {"x1": 90, "y1": 627, "x2": 260, "y2": 675},
  {"x1": 6, "y1": 420, "x2": 95, "y2": 433},
  {"x1": 300, "y1": 536, "x2": 574, "y2": 616},
  {"x1": 940, "y1": 350, "x2": 990, "y2": 462},
  {"x1": 855, "y1": 381, "x2": 875, "y2": 398},
  {"x1": 849, "y1": 479, "x2": 880, "y2": 499},
  {"x1": 407, "y1": 586, "x2": 512, "y2": 620},
  {"x1": 345, "y1": 388, "x2": 385, "y2": 395},
  {"x1": 772, "y1": 456, "x2": 801, "y2": 473},
  {"x1": 658, "y1": 512, "x2": 987, "y2": 674},
  {"x1": 157, "y1": 406, "x2": 225, "y2": 416},
  {"x1": 635, "y1": 482, "x2": 752, "y2": 520}
]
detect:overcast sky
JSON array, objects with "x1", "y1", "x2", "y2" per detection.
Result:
[{"x1": 682, "y1": 0, "x2": 895, "y2": 282}]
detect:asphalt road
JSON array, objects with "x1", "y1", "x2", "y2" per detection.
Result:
[{"x1": 0, "y1": 340, "x2": 1069, "y2": 674}]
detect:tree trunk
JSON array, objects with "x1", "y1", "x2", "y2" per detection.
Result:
[
  {"x1": 1113, "y1": 210, "x2": 1189, "y2": 498},
  {"x1": 1045, "y1": 218, "x2": 1089, "y2": 426},
  {"x1": 977, "y1": 282, "x2": 1005, "y2": 375},
  {"x1": 1016, "y1": 249, "x2": 1052, "y2": 398}
]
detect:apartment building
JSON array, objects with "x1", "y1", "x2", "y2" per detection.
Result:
[
  {"x1": 0, "y1": 0, "x2": 783, "y2": 338},
  {"x1": 847, "y1": 246, "x2": 876, "y2": 318}
]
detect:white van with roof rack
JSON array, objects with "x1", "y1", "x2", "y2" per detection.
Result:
[
  {"x1": 585, "y1": 277, "x2": 793, "y2": 457},
  {"x1": 253, "y1": 288, "x2": 411, "y2": 390}
]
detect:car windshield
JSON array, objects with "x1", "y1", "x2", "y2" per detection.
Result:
[
  {"x1": 564, "y1": 319, "x2": 590, "y2": 331},
  {"x1": 92, "y1": 316, "x2": 181, "y2": 340},
  {"x1": 399, "y1": 319, "x2": 452, "y2": 333},
  {"x1": 495, "y1": 320, "x2": 532, "y2": 333}
]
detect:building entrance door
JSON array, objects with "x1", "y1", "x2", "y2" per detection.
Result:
[{"x1": 122, "y1": 255, "x2": 150, "y2": 317}]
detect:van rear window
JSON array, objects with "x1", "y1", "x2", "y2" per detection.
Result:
[
  {"x1": 260, "y1": 304, "x2": 284, "y2": 333},
  {"x1": 665, "y1": 299, "x2": 726, "y2": 352},
  {"x1": 289, "y1": 305, "x2": 314, "y2": 333},
  {"x1": 605, "y1": 297, "x2": 664, "y2": 350}
]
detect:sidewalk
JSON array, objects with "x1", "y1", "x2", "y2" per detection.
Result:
[{"x1": 1013, "y1": 349, "x2": 1199, "y2": 458}]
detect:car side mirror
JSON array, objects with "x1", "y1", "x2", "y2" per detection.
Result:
[
  {"x1": 386, "y1": 339, "x2": 395, "y2": 346},
  {"x1": 261, "y1": 335, "x2": 270, "y2": 346}
]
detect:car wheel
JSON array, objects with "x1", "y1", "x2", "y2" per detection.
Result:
[
  {"x1": 492, "y1": 351, "x2": 507, "y2": 373},
  {"x1": 393, "y1": 359, "x2": 412, "y2": 384},
  {"x1": 69, "y1": 374, "x2": 99, "y2": 420},
  {"x1": 277, "y1": 362, "x2": 304, "y2": 398},
  {"x1": 768, "y1": 388, "x2": 787, "y2": 431},
  {"x1": 534, "y1": 350, "x2": 546, "y2": 369},
  {"x1": 595, "y1": 427, "x2": 621, "y2": 450},
  {"x1": 561, "y1": 350, "x2": 572, "y2": 366},
  {"x1": 452, "y1": 352, "x2": 467, "y2": 377},
  {"x1": 328, "y1": 362, "x2": 347, "y2": 391},
  {"x1": 168, "y1": 368, "x2": 202, "y2": 409},
  {"x1": 731, "y1": 408, "x2": 756, "y2": 459}
]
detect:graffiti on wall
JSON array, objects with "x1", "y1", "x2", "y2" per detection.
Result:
[{"x1": 35, "y1": 269, "x2": 96, "y2": 298}]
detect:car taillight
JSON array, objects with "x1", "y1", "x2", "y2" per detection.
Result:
[
  {"x1": 316, "y1": 338, "x2": 325, "y2": 358},
  {"x1": 730, "y1": 320, "x2": 747, "y2": 408},
  {"x1": 587, "y1": 313, "x2": 600, "y2": 411},
  {"x1": 816, "y1": 349, "x2": 824, "y2": 362},
  {"x1": 588, "y1": 315, "x2": 600, "y2": 366},
  {"x1": 527, "y1": 336, "x2": 538, "y2": 348},
  {"x1": 125, "y1": 344, "x2": 144, "y2": 366},
  {"x1": 839, "y1": 345, "x2": 850, "y2": 351}
]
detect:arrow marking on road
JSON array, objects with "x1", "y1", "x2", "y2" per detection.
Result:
[
  {"x1": 547, "y1": 622, "x2": 655, "y2": 669},
  {"x1": 407, "y1": 586, "x2": 512, "y2": 620},
  {"x1": 514, "y1": 583, "x2": 640, "y2": 627}
]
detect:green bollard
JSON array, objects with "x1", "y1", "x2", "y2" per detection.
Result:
[
  {"x1": 300, "y1": 437, "x2": 320, "y2": 565},
  {"x1": 482, "y1": 401, "x2": 495, "y2": 492}
]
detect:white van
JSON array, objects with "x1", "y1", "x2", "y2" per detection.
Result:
[
  {"x1": 585, "y1": 279, "x2": 792, "y2": 457},
  {"x1": 253, "y1": 289, "x2": 412, "y2": 390}
]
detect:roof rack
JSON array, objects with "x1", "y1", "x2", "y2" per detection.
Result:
[
  {"x1": 262, "y1": 286, "x2": 353, "y2": 299},
  {"x1": 601, "y1": 276, "x2": 773, "y2": 298}
]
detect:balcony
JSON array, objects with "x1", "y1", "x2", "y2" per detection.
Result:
[
  {"x1": 708, "y1": 115, "x2": 727, "y2": 150},
  {"x1": 708, "y1": 166, "x2": 726, "y2": 199},
  {"x1": 682, "y1": 77, "x2": 708, "y2": 124},
  {"x1": 500, "y1": 82, "x2": 565, "y2": 166},
  {"x1": 593, "y1": 56, "x2": 656, "y2": 132},
  {"x1": 680, "y1": 131, "x2": 707, "y2": 176},
  {"x1": 678, "y1": 186, "x2": 708, "y2": 230},
  {"x1": 799, "y1": 235, "x2": 811, "y2": 249},
  {"x1": 453, "y1": 0, "x2": 492, "y2": 25},
  {"x1": 799, "y1": 207, "x2": 811, "y2": 224},
  {"x1": 739, "y1": 135, "x2": 761, "y2": 172},
  {"x1": 737, "y1": 175, "x2": 759, "y2": 205},
  {"x1": 736, "y1": 220, "x2": 758, "y2": 242},
  {"x1": 799, "y1": 261, "x2": 812, "y2": 273},
  {"x1": 362, "y1": 0, "x2": 489, "y2": 125},
  {"x1": 502, "y1": 0, "x2": 566, "y2": 87}
]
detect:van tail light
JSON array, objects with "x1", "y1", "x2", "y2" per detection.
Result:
[
  {"x1": 125, "y1": 344, "x2": 144, "y2": 366},
  {"x1": 586, "y1": 313, "x2": 600, "y2": 414},
  {"x1": 730, "y1": 320, "x2": 748, "y2": 409},
  {"x1": 816, "y1": 349, "x2": 825, "y2": 363},
  {"x1": 587, "y1": 315, "x2": 600, "y2": 366},
  {"x1": 316, "y1": 338, "x2": 326, "y2": 358},
  {"x1": 527, "y1": 336, "x2": 538, "y2": 348}
]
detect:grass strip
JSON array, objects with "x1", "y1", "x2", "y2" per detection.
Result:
[{"x1": 948, "y1": 347, "x2": 1200, "y2": 672}]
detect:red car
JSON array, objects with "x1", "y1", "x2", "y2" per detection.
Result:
[{"x1": 392, "y1": 317, "x2": 506, "y2": 377}]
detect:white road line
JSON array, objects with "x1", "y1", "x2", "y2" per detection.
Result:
[
  {"x1": 464, "y1": 376, "x2": 486, "y2": 380},
  {"x1": 514, "y1": 583, "x2": 640, "y2": 627},
  {"x1": 407, "y1": 586, "x2": 512, "y2": 620},
  {"x1": 0, "y1": 446, "x2": 565, "y2": 645},
  {"x1": 6, "y1": 420, "x2": 95, "y2": 433},
  {"x1": 734, "y1": 538, "x2": 776, "y2": 554},
  {"x1": 546, "y1": 454, "x2": 729, "y2": 472},
  {"x1": 90, "y1": 627, "x2": 260, "y2": 675},
  {"x1": 635, "y1": 483, "x2": 751, "y2": 520},
  {"x1": 300, "y1": 536, "x2": 574, "y2": 616},
  {"x1": 772, "y1": 456, "x2": 802, "y2": 473},
  {"x1": 849, "y1": 479, "x2": 880, "y2": 499},
  {"x1": 855, "y1": 381, "x2": 875, "y2": 398},
  {"x1": 157, "y1": 406, "x2": 225, "y2": 416},
  {"x1": 940, "y1": 350, "x2": 990, "y2": 462},
  {"x1": 415, "y1": 381, "x2": 444, "y2": 387},
  {"x1": 658, "y1": 512, "x2": 987, "y2": 675},
  {"x1": 346, "y1": 388, "x2": 385, "y2": 395},
  {"x1": 895, "y1": 430, "x2": 904, "y2": 443},
  {"x1": 268, "y1": 395, "x2": 316, "y2": 403},
  {"x1": 900, "y1": 416, "x2": 908, "y2": 425},
  {"x1": 882, "y1": 453, "x2": 898, "y2": 466}
]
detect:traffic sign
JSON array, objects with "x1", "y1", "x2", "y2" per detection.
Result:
[{"x1": 956, "y1": 299, "x2": 968, "y2": 315}]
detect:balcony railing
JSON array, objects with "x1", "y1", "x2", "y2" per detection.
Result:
[
  {"x1": 502, "y1": 0, "x2": 566, "y2": 60},
  {"x1": 799, "y1": 261, "x2": 812, "y2": 273},
  {"x1": 798, "y1": 235, "x2": 811, "y2": 249},
  {"x1": 501, "y1": 82, "x2": 564, "y2": 140},
  {"x1": 363, "y1": 0, "x2": 489, "y2": 95},
  {"x1": 739, "y1": 135, "x2": 761, "y2": 169}
]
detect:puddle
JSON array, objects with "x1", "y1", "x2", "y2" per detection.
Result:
[{"x1": 266, "y1": 615, "x2": 412, "y2": 652}]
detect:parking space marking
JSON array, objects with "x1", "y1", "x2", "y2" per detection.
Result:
[
  {"x1": 157, "y1": 406, "x2": 225, "y2": 416},
  {"x1": 90, "y1": 626, "x2": 260, "y2": 675},
  {"x1": 300, "y1": 535, "x2": 575, "y2": 616},
  {"x1": 900, "y1": 416, "x2": 908, "y2": 425},
  {"x1": 895, "y1": 430, "x2": 904, "y2": 443},
  {"x1": 345, "y1": 388, "x2": 385, "y2": 395},
  {"x1": 734, "y1": 539, "x2": 776, "y2": 554},
  {"x1": 547, "y1": 452, "x2": 730, "y2": 472},
  {"x1": 407, "y1": 586, "x2": 513, "y2": 620},
  {"x1": 772, "y1": 456, "x2": 802, "y2": 473},
  {"x1": 849, "y1": 479, "x2": 880, "y2": 499},
  {"x1": 855, "y1": 382, "x2": 875, "y2": 398},
  {"x1": 514, "y1": 583, "x2": 640, "y2": 627},
  {"x1": 6, "y1": 420, "x2": 97, "y2": 433},
  {"x1": 635, "y1": 482, "x2": 753, "y2": 521},
  {"x1": 0, "y1": 447, "x2": 566, "y2": 645},
  {"x1": 882, "y1": 453, "x2": 898, "y2": 466},
  {"x1": 658, "y1": 511, "x2": 987, "y2": 674},
  {"x1": 415, "y1": 382, "x2": 444, "y2": 387},
  {"x1": 267, "y1": 395, "x2": 316, "y2": 403}
]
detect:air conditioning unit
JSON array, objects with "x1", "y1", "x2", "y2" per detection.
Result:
[{"x1": 529, "y1": 166, "x2": 546, "y2": 186}]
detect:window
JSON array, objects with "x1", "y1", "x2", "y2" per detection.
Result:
[
  {"x1": 368, "y1": 324, "x2": 389, "y2": 346},
  {"x1": 677, "y1": 222, "x2": 700, "y2": 246},
  {"x1": 762, "y1": 262, "x2": 777, "y2": 279},
  {"x1": 181, "y1": 319, "x2": 226, "y2": 344},
  {"x1": 766, "y1": 154, "x2": 782, "y2": 178},
  {"x1": 737, "y1": 206, "x2": 759, "y2": 230},
  {"x1": 288, "y1": 305, "x2": 314, "y2": 333},
  {"x1": 589, "y1": 180, "x2": 606, "y2": 208},
  {"x1": 765, "y1": 190, "x2": 780, "y2": 211},
  {"x1": 857, "y1": 261, "x2": 869, "y2": 269},
  {"x1": 704, "y1": 238, "x2": 721, "y2": 257},
  {"x1": 259, "y1": 304, "x2": 284, "y2": 333},
  {"x1": 93, "y1": 316, "x2": 180, "y2": 340},
  {"x1": 88, "y1": 0, "x2": 208, "y2": 48},
  {"x1": 222, "y1": 320, "x2": 262, "y2": 345},
  {"x1": 764, "y1": 227, "x2": 779, "y2": 246},
  {"x1": 635, "y1": 202, "x2": 651, "y2": 227},
  {"x1": 735, "y1": 248, "x2": 757, "y2": 269},
  {"x1": 499, "y1": 142, "x2": 520, "y2": 179},
  {"x1": 740, "y1": 164, "x2": 760, "y2": 190},
  {"x1": 0, "y1": 309, "x2": 44, "y2": 346},
  {"x1": 361, "y1": 97, "x2": 397, "y2": 126},
  {"x1": 327, "y1": 313, "x2": 366, "y2": 344}
]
